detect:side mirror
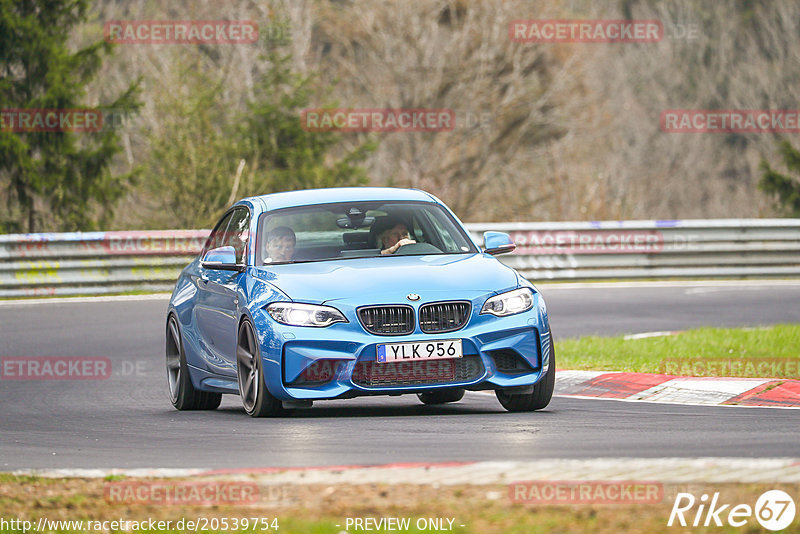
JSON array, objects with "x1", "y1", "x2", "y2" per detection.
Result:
[
  {"x1": 483, "y1": 231, "x2": 516, "y2": 255},
  {"x1": 201, "y1": 246, "x2": 243, "y2": 271}
]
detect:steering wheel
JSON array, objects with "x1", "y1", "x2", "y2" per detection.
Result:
[{"x1": 393, "y1": 242, "x2": 441, "y2": 255}]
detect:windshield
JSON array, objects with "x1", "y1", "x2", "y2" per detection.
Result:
[{"x1": 257, "y1": 201, "x2": 477, "y2": 265}]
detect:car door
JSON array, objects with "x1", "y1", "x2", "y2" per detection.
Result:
[{"x1": 194, "y1": 208, "x2": 250, "y2": 377}]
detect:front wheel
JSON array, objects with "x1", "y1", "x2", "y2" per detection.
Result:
[
  {"x1": 166, "y1": 315, "x2": 221, "y2": 411},
  {"x1": 237, "y1": 319, "x2": 285, "y2": 417},
  {"x1": 496, "y1": 345, "x2": 555, "y2": 412}
]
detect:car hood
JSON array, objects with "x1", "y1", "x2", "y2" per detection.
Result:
[{"x1": 251, "y1": 254, "x2": 518, "y2": 305}]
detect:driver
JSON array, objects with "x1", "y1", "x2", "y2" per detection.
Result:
[
  {"x1": 264, "y1": 226, "x2": 296, "y2": 263},
  {"x1": 379, "y1": 222, "x2": 416, "y2": 255}
]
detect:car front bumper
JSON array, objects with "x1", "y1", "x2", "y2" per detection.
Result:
[{"x1": 252, "y1": 293, "x2": 552, "y2": 401}]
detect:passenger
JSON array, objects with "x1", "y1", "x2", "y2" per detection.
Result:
[
  {"x1": 379, "y1": 222, "x2": 416, "y2": 255},
  {"x1": 265, "y1": 226, "x2": 296, "y2": 263}
]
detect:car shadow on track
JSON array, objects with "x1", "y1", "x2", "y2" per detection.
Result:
[{"x1": 209, "y1": 396, "x2": 557, "y2": 419}]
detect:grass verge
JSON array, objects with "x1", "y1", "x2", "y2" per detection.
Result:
[
  {"x1": 556, "y1": 324, "x2": 800, "y2": 377},
  {"x1": 0, "y1": 476, "x2": 797, "y2": 533}
]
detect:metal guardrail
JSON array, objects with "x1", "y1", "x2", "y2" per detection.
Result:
[
  {"x1": 465, "y1": 219, "x2": 800, "y2": 282},
  {"x1": 0, "y1": 219, "x2": 798, "y2": 297},
  {"x1": 0, "y1": 230, "x2": 209, "y2": 297}
]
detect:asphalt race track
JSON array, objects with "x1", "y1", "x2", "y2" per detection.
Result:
[{"x1": 1, "y1": 281, "x2": 799, "y2": 470}]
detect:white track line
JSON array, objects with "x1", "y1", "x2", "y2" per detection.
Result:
[
  {"x1": 0, "y1": 293, "x2": 171, "y2": 306},
  {"x1": 552, "y1": 393, "x2": 800, "y2": 410}
]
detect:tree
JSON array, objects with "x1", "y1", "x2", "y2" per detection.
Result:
[
  {"x1": 760, "y1": 140, "x2": 800, "y2": 216},
  {"x1": 144, "y1": 59, "x2": 242, "y2": 229},
  {"x1": 146, "y1": 48, "x2": 375, "y2": 229},
  {"x1": 240, "y1": 51, "x2": 376, "y2": 197},
  {"x1": 307, "y1": 0, "x2": 573, "y2": 220},
  {"x1": 0, "y1": 0, "x2": 140, "y2": 233}
]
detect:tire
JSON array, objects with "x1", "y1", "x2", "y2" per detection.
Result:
[
  {"x1": 495, "y1": 345, "x2": 555, "y2": 412},
  {"x1": 237, "y1": 319, "x2": 285, "y2": 417},
  {"x1": 166, "y1": 315, "x2": 222, "y2": 411},
  {"x1": 417, "y1": 388, "x2": 465, "y2": 405}
]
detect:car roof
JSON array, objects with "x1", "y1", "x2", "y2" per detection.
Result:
[{"x1": 238, "y1": 187, "x2": 437, "y2": 212}]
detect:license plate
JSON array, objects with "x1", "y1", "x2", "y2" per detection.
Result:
[{"x1": 376, "y1": 339, "x2": 463, "y2": 363}]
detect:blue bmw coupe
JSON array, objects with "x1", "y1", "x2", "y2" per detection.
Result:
[{"x1": 166, "y1": 187, "x2": 554, "y2": 416}]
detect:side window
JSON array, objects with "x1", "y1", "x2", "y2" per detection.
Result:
[
  {"x1": 203, "y1": 211, "x2": 235, "y2": 254},
  {"x1": 222, "y1": 209, "x2": 250, "y2": 264}
]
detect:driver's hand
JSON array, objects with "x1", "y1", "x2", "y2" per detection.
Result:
[{"x1": 383, "y1": 238, "x2": 416, "y2": 254}]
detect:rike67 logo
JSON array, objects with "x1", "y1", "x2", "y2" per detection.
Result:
[{"x1": 668, "y1": 490, "x2": 796, "y2": 531}]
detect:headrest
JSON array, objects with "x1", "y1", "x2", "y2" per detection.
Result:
[
  {"x1": 367, "y1": 215, "x2": 408, "y2": 248},
  {"x1": 343, "y1": 232, "x2": 369, "y2": 245}
]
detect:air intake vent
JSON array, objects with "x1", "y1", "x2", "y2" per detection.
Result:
[
  {"x1": 491, "y1": 350, "x2": 536, "y2": 374},
  {"x1": 352, "y1": 355, "x2": 485, "y2": 387},
  {"x1": 419, "y1": 301, "x2": 470, "y2": 333},
  {"x1": 358, "y1": 305, "x2": 415, "y2": 335}
]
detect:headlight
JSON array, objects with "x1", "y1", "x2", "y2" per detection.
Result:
[
  {"x1": 266, "y1": 303, "x2": 348, "y2": 327},
  {"x1": 480, "y1": 288, "x2": 534, "y2": 317}
]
